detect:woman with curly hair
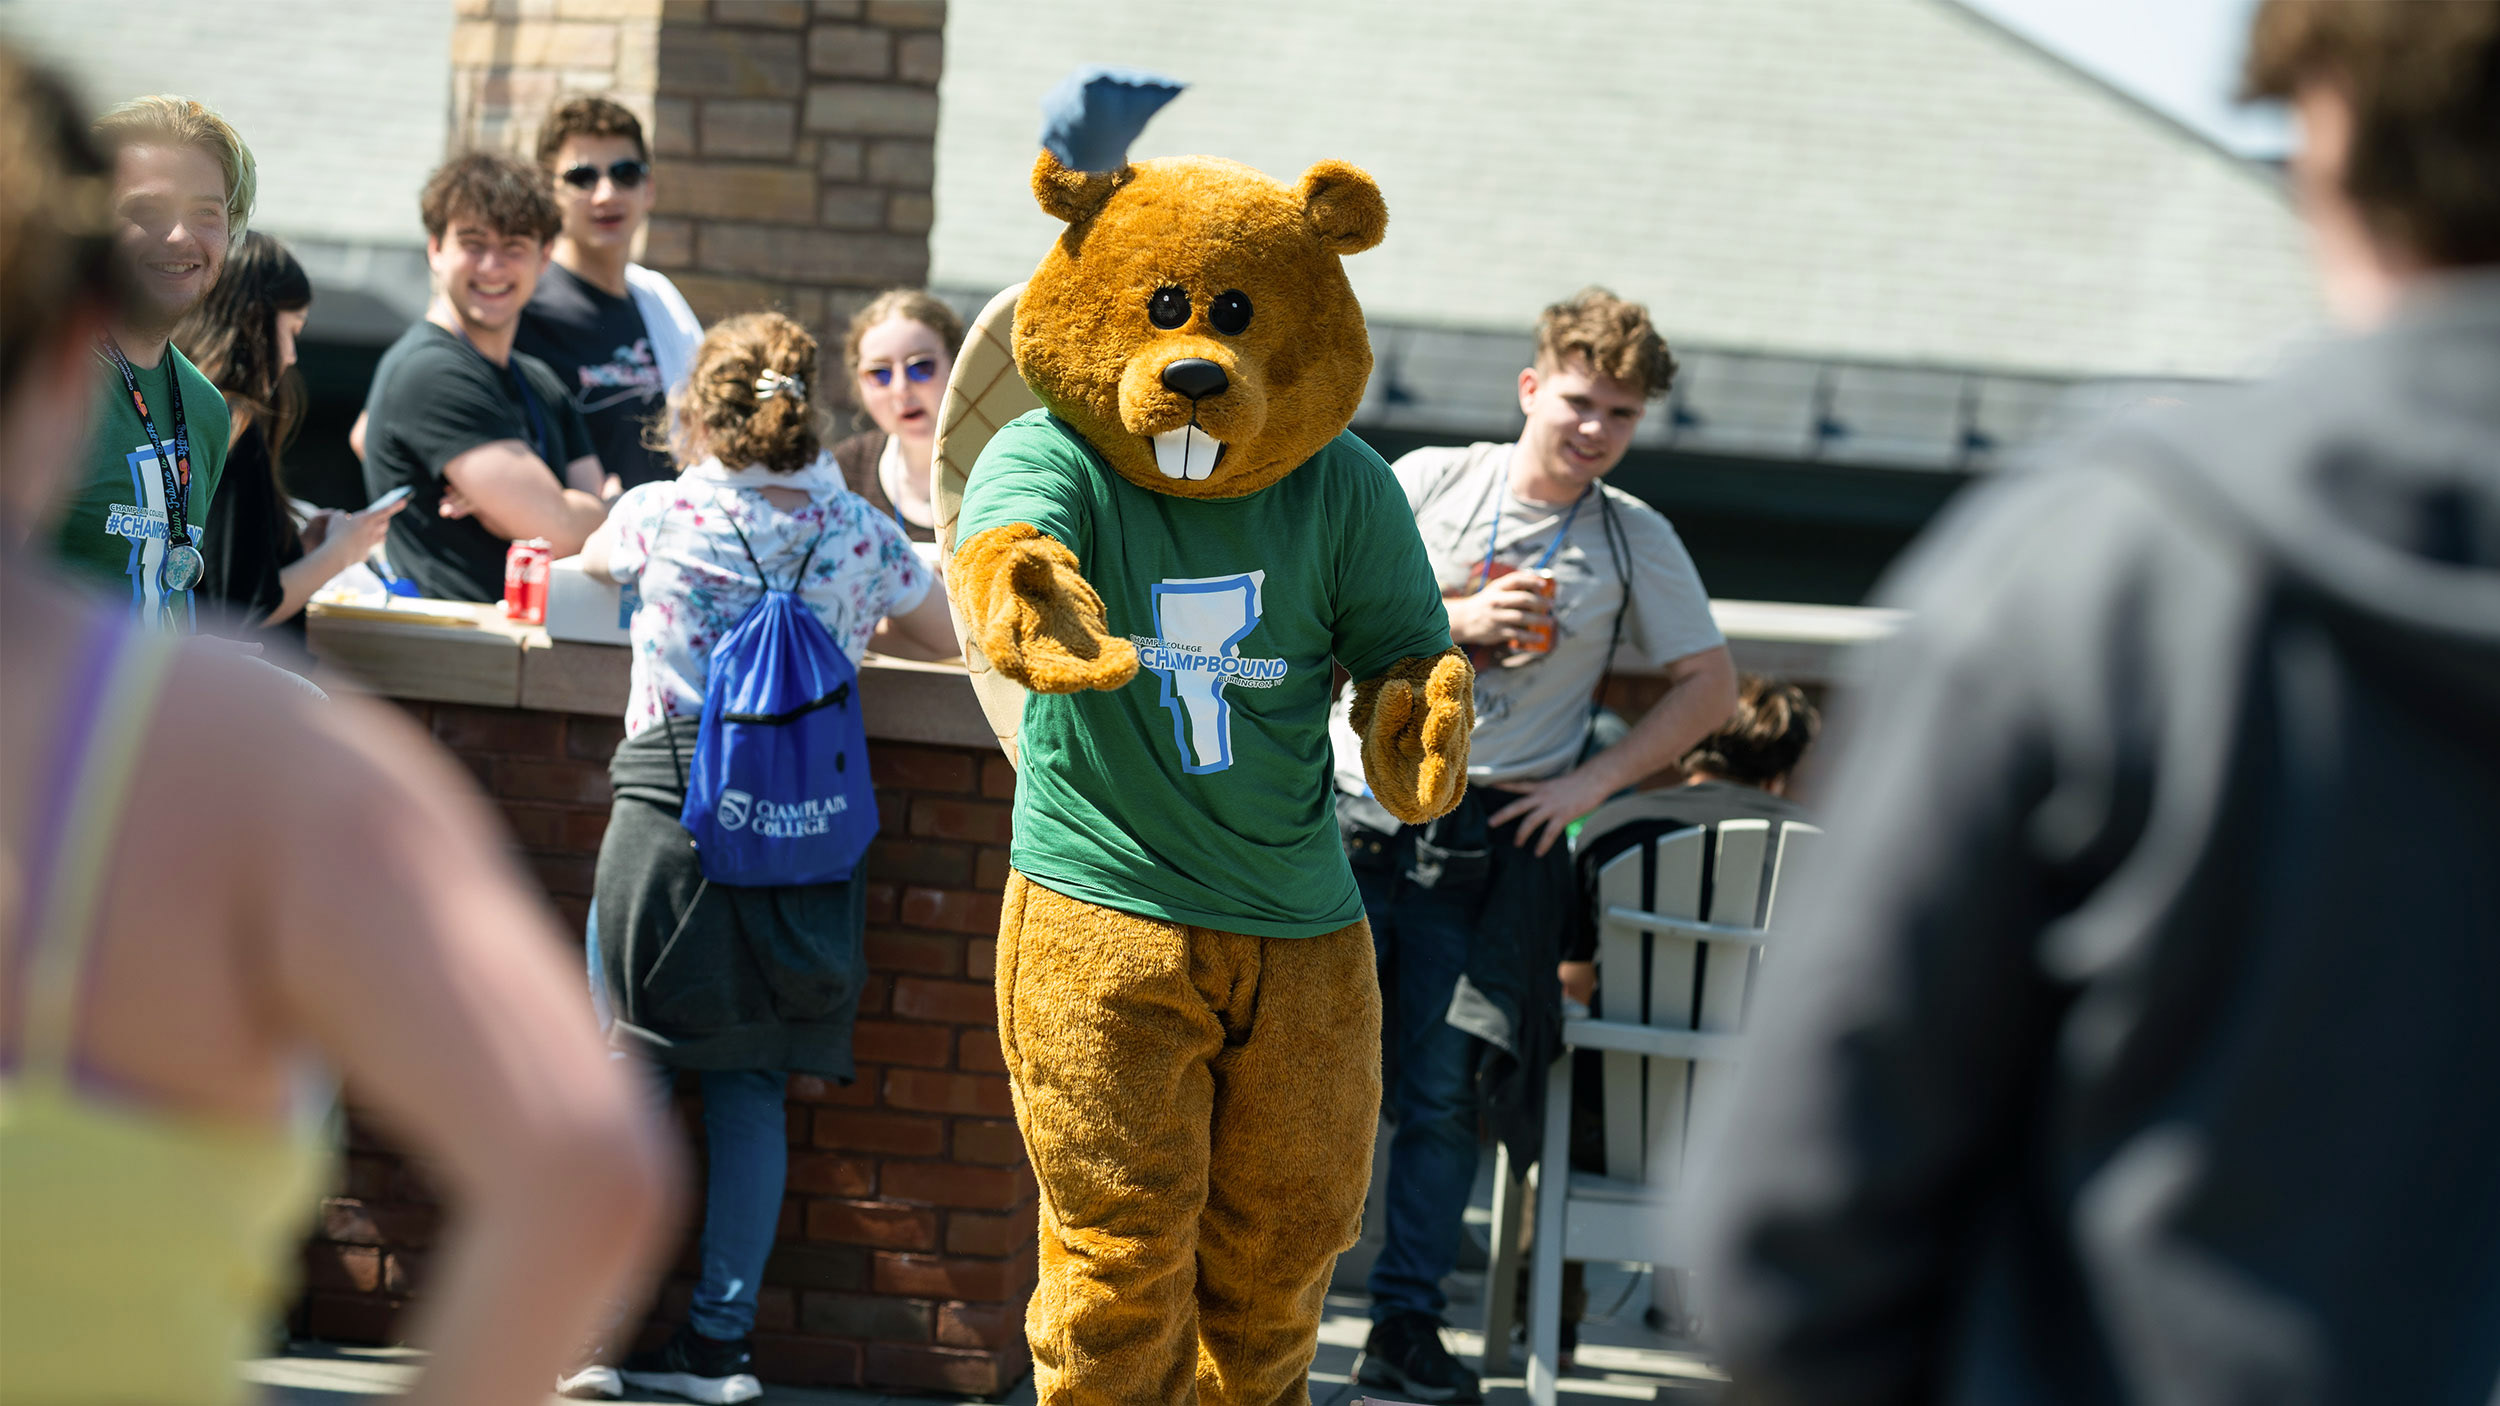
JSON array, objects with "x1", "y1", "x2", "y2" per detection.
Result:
[{"x1": 568, "y1": 311, "x2": 957, "y2": 1402}]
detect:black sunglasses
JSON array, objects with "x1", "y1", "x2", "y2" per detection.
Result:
[
  {"x1": 559, "y1": 159, "x2": 650, "y2": 190},
  {"x1": 864, "y1": 355, "x2": 940, "y2": 387}
]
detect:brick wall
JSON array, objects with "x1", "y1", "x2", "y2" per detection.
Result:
[
  {"x1": 296, "y1": 698, "x2": 1036, "y2": 1396},
  {"x1": 449, "y1": 0, "x2": 665, "y2": 159},
  {"x1": 450, "y1": 0, "x2": 947, "y2": 407}
]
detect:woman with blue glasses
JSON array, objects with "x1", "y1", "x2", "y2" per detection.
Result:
[{"x1": 831, "y1": 288, "x2": 961, "y2": 568}]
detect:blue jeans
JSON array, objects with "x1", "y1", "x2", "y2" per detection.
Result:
[
  {"x1": 1358, "y1": 864, "x2": 1484, "y2": 1324},
  {"x1": 591, "y1": 903, "x2": 787, "y2": 1342},
  {"x1": 677, "y1": 1068, "x2": 790, "y2": 1341}
]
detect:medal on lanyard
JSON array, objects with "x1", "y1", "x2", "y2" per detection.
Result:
[{"x1": 99, "y1": 338, "x2": 203, "y2": 594}]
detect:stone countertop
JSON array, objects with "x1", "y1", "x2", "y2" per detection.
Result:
[{"x1": 304, "y1": 598, "x2": 1901, "y2": 750}]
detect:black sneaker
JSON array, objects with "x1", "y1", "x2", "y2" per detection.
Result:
[
  {"x1": 1355, "y1": 1312, "x2": 1483, "y2": 1405},
  {"x1": 619, "y1": 1325, "x2": 762, "y2": 1404}
]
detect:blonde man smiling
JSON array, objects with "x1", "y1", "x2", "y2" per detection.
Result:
[{"x1": 53, "y1": 95, "x2": 253, "y2": 629}]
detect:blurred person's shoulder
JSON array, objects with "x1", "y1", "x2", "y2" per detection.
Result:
[
  {"x1": 2129, "y1": 280, "x2": 2500, "y2": 607},
  {"x1": 1869, "y1": 419, "x2": 2247, "y2": 669},
  {"x1": 1924, "y1": 281, "x2": 2500, "y2": 657},
  {"x1": 155, "y1": 633, "x2": 474, "y2": 839}
]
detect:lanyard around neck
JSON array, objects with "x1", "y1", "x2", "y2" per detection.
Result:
[
  {"x1": 98, "y1": 338, "x2": 192, "y2": 554},
  {"x1": 1480, "y1": 476, "x2": 1592, "y2": 587}
]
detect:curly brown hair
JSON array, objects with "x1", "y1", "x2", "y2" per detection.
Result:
[
  {"x1": 667, "y1": 312, "x2": 828, "y2": 475},
  {"x1": 534, "y1": 94, "x2": 647, "y2": 168},
  {"x1": 2244, "y1": 0, "x2": 2500, "y2": 266},
  {"x1": 420, "y1": 150, "x2": 561, "y2": 244},
  {"x1": 1679, "y1": 674, "x2": 1820, "y2": 790},
  {"x1": 1535, "y1": 286, "x2": 1678, "y2": 401}
]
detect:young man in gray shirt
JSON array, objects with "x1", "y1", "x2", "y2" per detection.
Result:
[{"x1": 1336, "y1": 288, "x2": 1735, "y2": 1403}]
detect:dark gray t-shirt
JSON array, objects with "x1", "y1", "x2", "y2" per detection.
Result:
[
  {"x1": 516, "y1": 263, "x2": 675, "y2": 493},
  {"x1": 361, "y1": 322, "x2": 593, "y2": 602}
]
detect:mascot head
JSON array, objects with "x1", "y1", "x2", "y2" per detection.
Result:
[{"x1": 1011, "y1": 71, "x2": 1388, "y2": 499}]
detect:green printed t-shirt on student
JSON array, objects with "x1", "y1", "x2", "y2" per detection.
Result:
[
  {"x1": 955, "y1": 411, "x2": 1453, "y2": 938},
  {"x1": 52, "y1": 345, "x2": 231, "y2": 628}
]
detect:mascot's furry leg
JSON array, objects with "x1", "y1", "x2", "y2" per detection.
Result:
[{"x1": 997, "y1": 874, "x2": 1381, "y2": 1406}]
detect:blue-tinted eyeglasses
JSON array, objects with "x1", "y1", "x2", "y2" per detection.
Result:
[{"x1": 865, "y1": 356, "x2": 940, "y2": 387}]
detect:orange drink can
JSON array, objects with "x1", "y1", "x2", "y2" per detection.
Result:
[{"x1": 1510, "y1": 569, "x2": 1559, "y2": 660}]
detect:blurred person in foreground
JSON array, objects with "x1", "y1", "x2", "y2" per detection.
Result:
[
  {"x1": 177, "y1": 230, "x2": 404, "y2": 657},
  {"x1": 50, "y1": 94, "x2": 249, "y2": 630},
  {"x1": 564, "y1": 312, "x2": 956, "y2": 1402},
  {"x1": 1332, "y1": 288, "x2": 1736, "y2": 1404},
  {"x1": 1699, "y1": 4, "x2": 2500, "y2": 1402},
  {"x1": 832, "y1": 287, "x2": 964, "y2": 562},
  {"x1": 0, "y1": 49, "x2": 678, "y2": 1406},
  {"x1": 358, "y1": 151, "x2": 606, "y2": 601},
  {"x1": 517, "y1": 95, "x2": 704, "y2": 498}
]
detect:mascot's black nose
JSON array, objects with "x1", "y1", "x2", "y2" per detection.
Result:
[{"x1": 1161, "y1": 358, "x2": 1229, "y2": 401}]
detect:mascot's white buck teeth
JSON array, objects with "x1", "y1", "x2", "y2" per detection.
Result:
[{"x1": 1152, "y1": 425, "x2": 1224, "y2": 480}]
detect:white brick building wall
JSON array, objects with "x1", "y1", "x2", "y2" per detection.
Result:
[
  {"x1": 930, "y1": 0, "x2": 2325, "y2": 382},
  {"x1": 4, "y1": 0, "x2": 453, "y2": 250}
]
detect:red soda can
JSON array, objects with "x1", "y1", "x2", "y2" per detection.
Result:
[
  {"x1": 502, "y1": 539, "x2": 528, "y2": 616},
  {"x1": 504, "y1": 538, "x2": 552, "y2": 624}
]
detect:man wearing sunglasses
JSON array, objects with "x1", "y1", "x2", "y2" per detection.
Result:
[{"x1": 515, "y1": 95, "x2": 702, "y2": 496}]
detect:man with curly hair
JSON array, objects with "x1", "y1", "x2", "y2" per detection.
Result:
[{"x1": 358, "y1": 151, "x2": 604, "y2": 602}]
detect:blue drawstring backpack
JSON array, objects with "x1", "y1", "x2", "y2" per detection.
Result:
[{"x1": 673, "y1": 504, "x2": 878, "y2": 887}]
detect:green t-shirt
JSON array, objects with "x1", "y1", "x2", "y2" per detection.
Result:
[
  {"x1": 958, "y1": 412, "x2": 1452, "y2": 937},
  {"x1": 52, "y1": 345, "x2": 232, "y2": 629}
]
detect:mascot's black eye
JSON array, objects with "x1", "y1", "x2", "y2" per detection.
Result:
[
  {"x1": 1148, "y1": 286, "x2": 1191, "y2": 330},
  {"x1": 1209, "y1": 290, "x2": 1253, "y2": 335}
]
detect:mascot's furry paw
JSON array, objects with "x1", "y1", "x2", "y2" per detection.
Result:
[
  {"x1": 953, "y1": 523, "x2": 1141, "y2": 694},
  {"x1": 1351, "y1": 646, "x2": 1473, "y2": 824}
]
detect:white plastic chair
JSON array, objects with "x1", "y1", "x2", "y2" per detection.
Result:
[{"x1": 1480, "y1": 817, "x2": 1821, "y2": 1406}]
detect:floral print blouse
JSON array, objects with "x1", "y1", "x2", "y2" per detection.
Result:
[{"x1": 606, "y1": 452, "x2": 929, "y2": 738}]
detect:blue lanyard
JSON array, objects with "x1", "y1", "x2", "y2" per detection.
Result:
[{"x1": 1479, "y1": 480, "x2": 1591, "y2": 586}]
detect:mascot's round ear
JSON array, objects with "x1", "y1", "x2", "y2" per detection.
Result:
[
  {"x1": 1298, "y1": 160, "x2": 1387, "y2": 255},
  {"x1": 1032, "y1": 150, "x2": 1124, "y2": 225}
]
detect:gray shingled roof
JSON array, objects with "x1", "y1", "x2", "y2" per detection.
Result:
[{"x1": 931, "y1": 0, "x2": 2326, "y2": 385}]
